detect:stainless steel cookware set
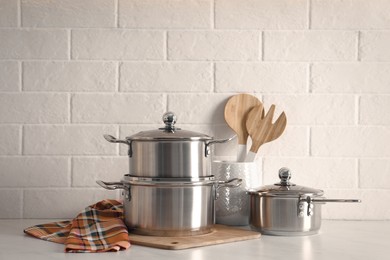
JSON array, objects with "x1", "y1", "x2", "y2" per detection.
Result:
[
  {"x1": 97, "y1": 112, "x2": 241, "y2": 236},
  {"x1": 97, "y1": 110, "x2": 360, "y2": 237}
]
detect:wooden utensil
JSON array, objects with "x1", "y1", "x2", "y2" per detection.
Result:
[
  {"x1": 224, "y1": 94, "x2": 263, "y2": 162},
  {"x1": 245, "y1": 104, "x2": 287, "y2": 162}
]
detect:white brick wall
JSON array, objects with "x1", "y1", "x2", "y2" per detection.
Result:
[
  {"x1": 22, "y1": 0, "x2": 116, "y2": 28},
  {"x1": 0, "y1": 0, "x2": 389, "y2": 220},
  {"x1": 120, "y1": 62, "x2": 213, "y2": 92},
  {"x1": 119, "y1": 0, "x2": 212, "y2": 29},
  {"x1": 23, "y1": 61, "x2": 117, "y2": 92},
  {"x1": 263, "y1": 31, "x2": 358, "y2": 61},
  {"x1": 168, "y1": 31, "x2": 260, "y2": 60},
  {"x1": 0, "y1": 29, "x2": 68, "y2": 59},
  {"x1": 71, "y1": 30, "x2": 165, "y2": 60}
]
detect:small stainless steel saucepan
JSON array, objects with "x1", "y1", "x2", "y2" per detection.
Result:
[{"x1": 248, "y1": 168, "x2": 361, "y2": 236}]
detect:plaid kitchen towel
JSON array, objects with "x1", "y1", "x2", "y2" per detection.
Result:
[{"x1": 24, "y1": 199, "x2": 130, "y2": 253}]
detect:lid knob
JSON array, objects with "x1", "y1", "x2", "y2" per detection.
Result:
[
  {"x1": 278, "y1": 167, "x2": 292, "y2": 186},
  {"x1": 162, "y1": 112, "x2": 178, "y2": 132}
]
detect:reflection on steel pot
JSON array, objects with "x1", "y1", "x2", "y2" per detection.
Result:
[
  {"x1": 248, "y1": 168, "x2": 361, "y2": 236},
  {"x1": 97, "y1": 176, "x2": 241, "y2": 236},
  {"x1": 104, "y1": 112, "x2": 235, "y2": 178}
]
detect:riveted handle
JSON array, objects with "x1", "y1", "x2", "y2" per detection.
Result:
[
  {"x1": 205, "y1": 135, "x2": 236, "y2": 157},
  {"x1": 96, "y1": 180, "x2": 125, "y2": 190},
  {"x1": 298, "y1": 195, "x2": 361, "y2": 217},
  {"x1": 103, "y1": 135, "x2": 129, "y2": 145},
  {"x1": 214, "y1": 178, "x2": 242, "y2": 200},
  {"x1": 216, "y1": 178, "x2": 242, "y2": 188}
]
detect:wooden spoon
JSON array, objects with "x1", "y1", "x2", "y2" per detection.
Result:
[
  {"x1": 245, "y1": 104, "x2": 287, "y2": 162},
  {"x1": 224, "y1": 94, "x2": 263, "y2": 162}
]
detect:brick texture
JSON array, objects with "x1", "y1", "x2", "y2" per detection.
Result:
[
  {"x1": 0, "y1": 125, "x2": 20, "y2": 155},
  {"x1": 0, "y1": 0, "x2": 18, "y2": 27},
  {"x1": 0, "y1": 62, "x2": 19, "y2": 92},
  {"x1": 168, "y1": 31, "x2": 260, "y2": 60},
  {"x1": 24, "y1": 189, "x2": 118, "y2": 218},
  {"x1": 311, "y1": 63, "x2": 390, "y2": 93},
  {"x1": 215, "y1": 0, "x2": 307, "y2": 29},
  {"x1": 360, "y1": 95, "x2": 390, "y2": 125},
  {"x1": 72, "y1": 30, "x2": 164, "y2": 60},
  {"x1": 311, "y1": 0, "x2": 390, "y2": 29},
  {"x1": 72, "y1": 93, "x2": 165, "y2": 123},
  {"x1": 0, "y1": 93, "x2": 69, "y2": 123},
  {"x1": 215, "y1": 63, "x2": 307, "y2": 93},
  {"x1": 23, "y1": 61, "x2": 117, "y2": 92},
  {"x1": 0, "y1": 29, "x2": 68, "y2": 59},
  {"x1": 360, "y1": 31, "x2": 390, "y2": 61},
  {"x1": 120, "y1": 62, "x2": 212, "y2": 92},
  {"x1": 360, "y1": 159, "x2": 390, "y2": 189},
  {"x1": 21, "y1": 0, "x2": 116, "y2": 28},
  {"x1": 264, "y1": 31, "x2": 357, "y2": 61},
  {"x1": 24, "y1": 125, "x2": 117, "y2": 155},
  {"x1": 72, "y1": 156, "x2": 128, "y2": 187},
  {"x1": 0, "y1": 157, "x2": 70, "y2": 187},
  {"x1": 0, "y1": 190, "x2": 22, "y2": 218},
  {"x1": 263, "y1": 157, "x2": 357, "y2": 189},
  {"x1": 311, "y1": 127, "x2": 390, "y2": 157},
  {"x1": 119, "y1": 0, "x2": 212, "y2": 28},
  {"x1": 263, "y1": 94, "x2": 355, "y2": 125}
]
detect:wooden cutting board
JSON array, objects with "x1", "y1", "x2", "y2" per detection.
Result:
[{"x1": 129, "y1": 225, "x2": 261, "y2": 250}]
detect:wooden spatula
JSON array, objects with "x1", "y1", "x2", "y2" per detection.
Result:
[
  {"x1": 245, "y1": 104, "x2": 287, "y2": 162},
  {"x1": 224, "y1": 94, "x2": 263, "y2": 162}
]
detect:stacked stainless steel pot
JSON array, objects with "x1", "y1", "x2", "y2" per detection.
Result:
[{"x1": 97, "y1": 112, "x2": 241, "y2": 237}]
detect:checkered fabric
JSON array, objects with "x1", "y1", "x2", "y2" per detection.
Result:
[{"x1": 24, "y1": 199, "x2": 130, "y2": 253}]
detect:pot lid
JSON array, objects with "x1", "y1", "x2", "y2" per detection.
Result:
[
  {"x1": 122, "y1": 174, "x2": 216, "y2": 186},
  {"x1": 126, "y1": 112, "x2": 213, "y2": 141},
  {"x1": 248, "y1": 167, "x2": 324, "y2": 197}
]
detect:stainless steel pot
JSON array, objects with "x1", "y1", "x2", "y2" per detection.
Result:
[
  {"x1": 97, "y1": 176, "x2": 242, "y2": 236},
  {"x1": 104, "y1": 112, "x2": 234, "y2": 178},
  {"x1": 248, "y1": 168, "x2": 361, "y2": 236}
]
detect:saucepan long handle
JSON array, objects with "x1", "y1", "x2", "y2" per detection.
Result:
[{"x1": 310, "y1": 198, "x2": 361, "y2": 204}]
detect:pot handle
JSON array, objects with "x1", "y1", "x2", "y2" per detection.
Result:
[
  {"x1": 214, "y1": 178, "x2": 242, "y2": 200},
  {"x1": 310, "y1": 198, "x2": 361, "y2": 204},
  {"x1": 96, "y1": 180, "x2": 125, "y2": 190},
  {"x1": 104, "y1": 134, "x2": 129, "y2": 145},
  {"x1": 205, "y1": 135, "x2": 236, "y2": 157},
  {"x1": 298, "y1": 196, "x2": 361, "y2": 217},
  {"x1": 216, "y1": 178, "x2": 242, "y2": 189},
  {"x1": 300, "y1": 195, "x2": 361, "y2": 204}
]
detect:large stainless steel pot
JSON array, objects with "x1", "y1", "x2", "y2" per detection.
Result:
[
  {"x1": 248, "y1": 168, "x2": 360, "y2": 236},
  {"x1": 104, "y1": 112, "x2": 234, "y2": 178},
  {"x1": 97, "y1": 176, "x2": 241, "y2": 236}
]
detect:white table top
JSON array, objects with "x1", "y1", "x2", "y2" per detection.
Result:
[{"x1": 0, "y1": 219, "x2": 388, "y2": 260}]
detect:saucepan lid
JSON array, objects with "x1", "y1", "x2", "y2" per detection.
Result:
[{"x1": 248, "y1": 167, "x2": 324, "y2": 197}]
